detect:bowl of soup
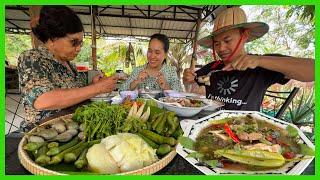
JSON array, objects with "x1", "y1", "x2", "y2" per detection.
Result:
[{"x1": 177, "y1": 110, "x2": 315, "y2": 175}]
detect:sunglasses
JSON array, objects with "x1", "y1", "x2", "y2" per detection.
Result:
[
  {"x1": 66, "y1": 36, "x2": 83, "y2": 47},
  {"x1": 70, "y1": 38, "x2": 83, "y2": 47}
]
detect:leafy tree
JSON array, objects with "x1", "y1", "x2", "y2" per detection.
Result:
[
  {"x1": 97, "y1": 40, "x2": 147, "y2": 76},
  {"x1": 5, "y1": 34, "x2": 32, "y2": 66},
  {"x1": 167, "y1": 42, "x2": 192, "y2": 79},
  {"x1": 244, "y1": 5, "x2": 314, "y2": 58}
]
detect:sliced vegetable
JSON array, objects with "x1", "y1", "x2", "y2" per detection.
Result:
[
  {"x1": 216, "y1": 153, "x2": 285, "y2": 167},
  {"x1": 215, "y1": 149, "x2": 285, "y2": 160},
  {"x1": 209, "y1": 118, "x2": 231, "y2": 125},
  {"x1": 224, "y1": 123, "x2": 240, "y2": 143}
]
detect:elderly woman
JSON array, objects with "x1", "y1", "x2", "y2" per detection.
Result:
[
  {"x1": 18, "y1": 6, "x2": 118, "y2": 131},
  {"x1": 121, "y1": 33, "x2": 182, "y2": 91}
]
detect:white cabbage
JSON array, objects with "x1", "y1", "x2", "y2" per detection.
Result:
[{"x1": 86, "y1": 133, "x2": 158, "y2": 174}]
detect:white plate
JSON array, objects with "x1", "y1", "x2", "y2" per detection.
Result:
[{"x1": 177, "y1": 110, "x2": 315, "y2": 175}]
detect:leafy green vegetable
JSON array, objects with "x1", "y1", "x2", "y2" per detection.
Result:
[
  {"x1": 72, "y1": 102, "x2": 127, "y2": 141},
  {"x1": 204, "y1": 160, "x2": 218, "y2": 168},
  {"x1": 178, "y1": 136, "x2": 195, "y2": 150},
  {"x1": 149, "y1": 106, "x2": 165, "y2": 119},
  {"x1": 286, "y1": 125, "x2": 299, "y2": 137},
  {"x1": 186, "y1": 152, "x2": 204, "y2": 159},
  {"x1": 122, "y1": 117, "x2": 147, "y2": 133},
  {"x1": 299, "y1": 143, "x2": 315, "y2": 156}
]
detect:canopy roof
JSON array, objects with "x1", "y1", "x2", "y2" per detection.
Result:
[{"x1": 5, "y1": 5, "x2": 229, "y2": 42}]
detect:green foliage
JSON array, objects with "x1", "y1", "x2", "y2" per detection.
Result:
[
  {"x1": 5, "y1": 34, "x2": 32, "y2": 65},
  {"x1": 74, "y1": 38, "x2": 91, "y2": 63},
  {"x1": 244, "y1": 5, "x2": 314, "y2": 58},
  {"x1": 98, "y1": 41, "x2": 147, "y2": 75},
  {"x1": 286, "y1": 5, "x2": 315, "y2": 24},
  {"x1": 167, "y1": 42, "x2": 193, "y2": 78},
  {"x1": 286, "y1": 88, "x2": 314, "y2": 126}
]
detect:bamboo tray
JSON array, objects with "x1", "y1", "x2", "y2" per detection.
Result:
[{"x1": 18, "y1": 114, "x2": 177, "y2": 175}]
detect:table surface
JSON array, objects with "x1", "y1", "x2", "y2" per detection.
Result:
[{"x1": 5, "y1": 105, "x2": 315, "y2": 175}]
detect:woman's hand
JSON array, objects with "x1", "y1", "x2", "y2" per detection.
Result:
[
  {"x1": 157, "y1": 72, "x2": 170, "y2": 90},
  {"x1": 223, "y1": 54, "x2": 260, "y2": 71},
  {"x1": 92, "y1": 72, "x2": 105, "y2": 84},
  {"x1": 94, "y1": 75, "x2": 119, "y2": 93},
  {"x1": 136, "y1": 70, "x2": 149, "y2": 83}
]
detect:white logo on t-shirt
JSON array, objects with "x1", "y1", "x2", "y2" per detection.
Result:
[{"x1": 217, "y1": 76, "x2": 239, "y2": 95}]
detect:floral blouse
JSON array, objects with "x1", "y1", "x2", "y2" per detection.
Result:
[
  {"x1": 18, "y1": 46, "x2": 87, "y2": 131},
  {"x1": 120, "y1": 63, "x2": 182, "y2": 92}
]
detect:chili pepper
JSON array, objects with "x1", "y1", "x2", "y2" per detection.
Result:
[
  {"x1": 223, "y1": 123, "x2": 240, "y2": 143},
  {"x1": 266, "y1": 135, "x2": 273, "y2": 142},
  {"x1": 283, "y1": 151, "x2": 295, "y2": 159}
]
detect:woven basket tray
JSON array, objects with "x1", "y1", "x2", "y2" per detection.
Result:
[{"x1": 18, "y1": 114, "x2": 177, "y2": 175}]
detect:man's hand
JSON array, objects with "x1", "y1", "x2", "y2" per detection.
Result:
[
  {"x1": 183, "y1": 68, "x2": 196, "y2": 84},
  {"x1": 223, "y1": 54, "x2": 260, "y2": 71}
]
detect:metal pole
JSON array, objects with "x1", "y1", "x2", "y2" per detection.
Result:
[
  {"x1": 91, "y1": 6, "x2": 97, "y2": 70},
  {"x1": 190, "y1": 9, "x2": 202, "y2": 69}
]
